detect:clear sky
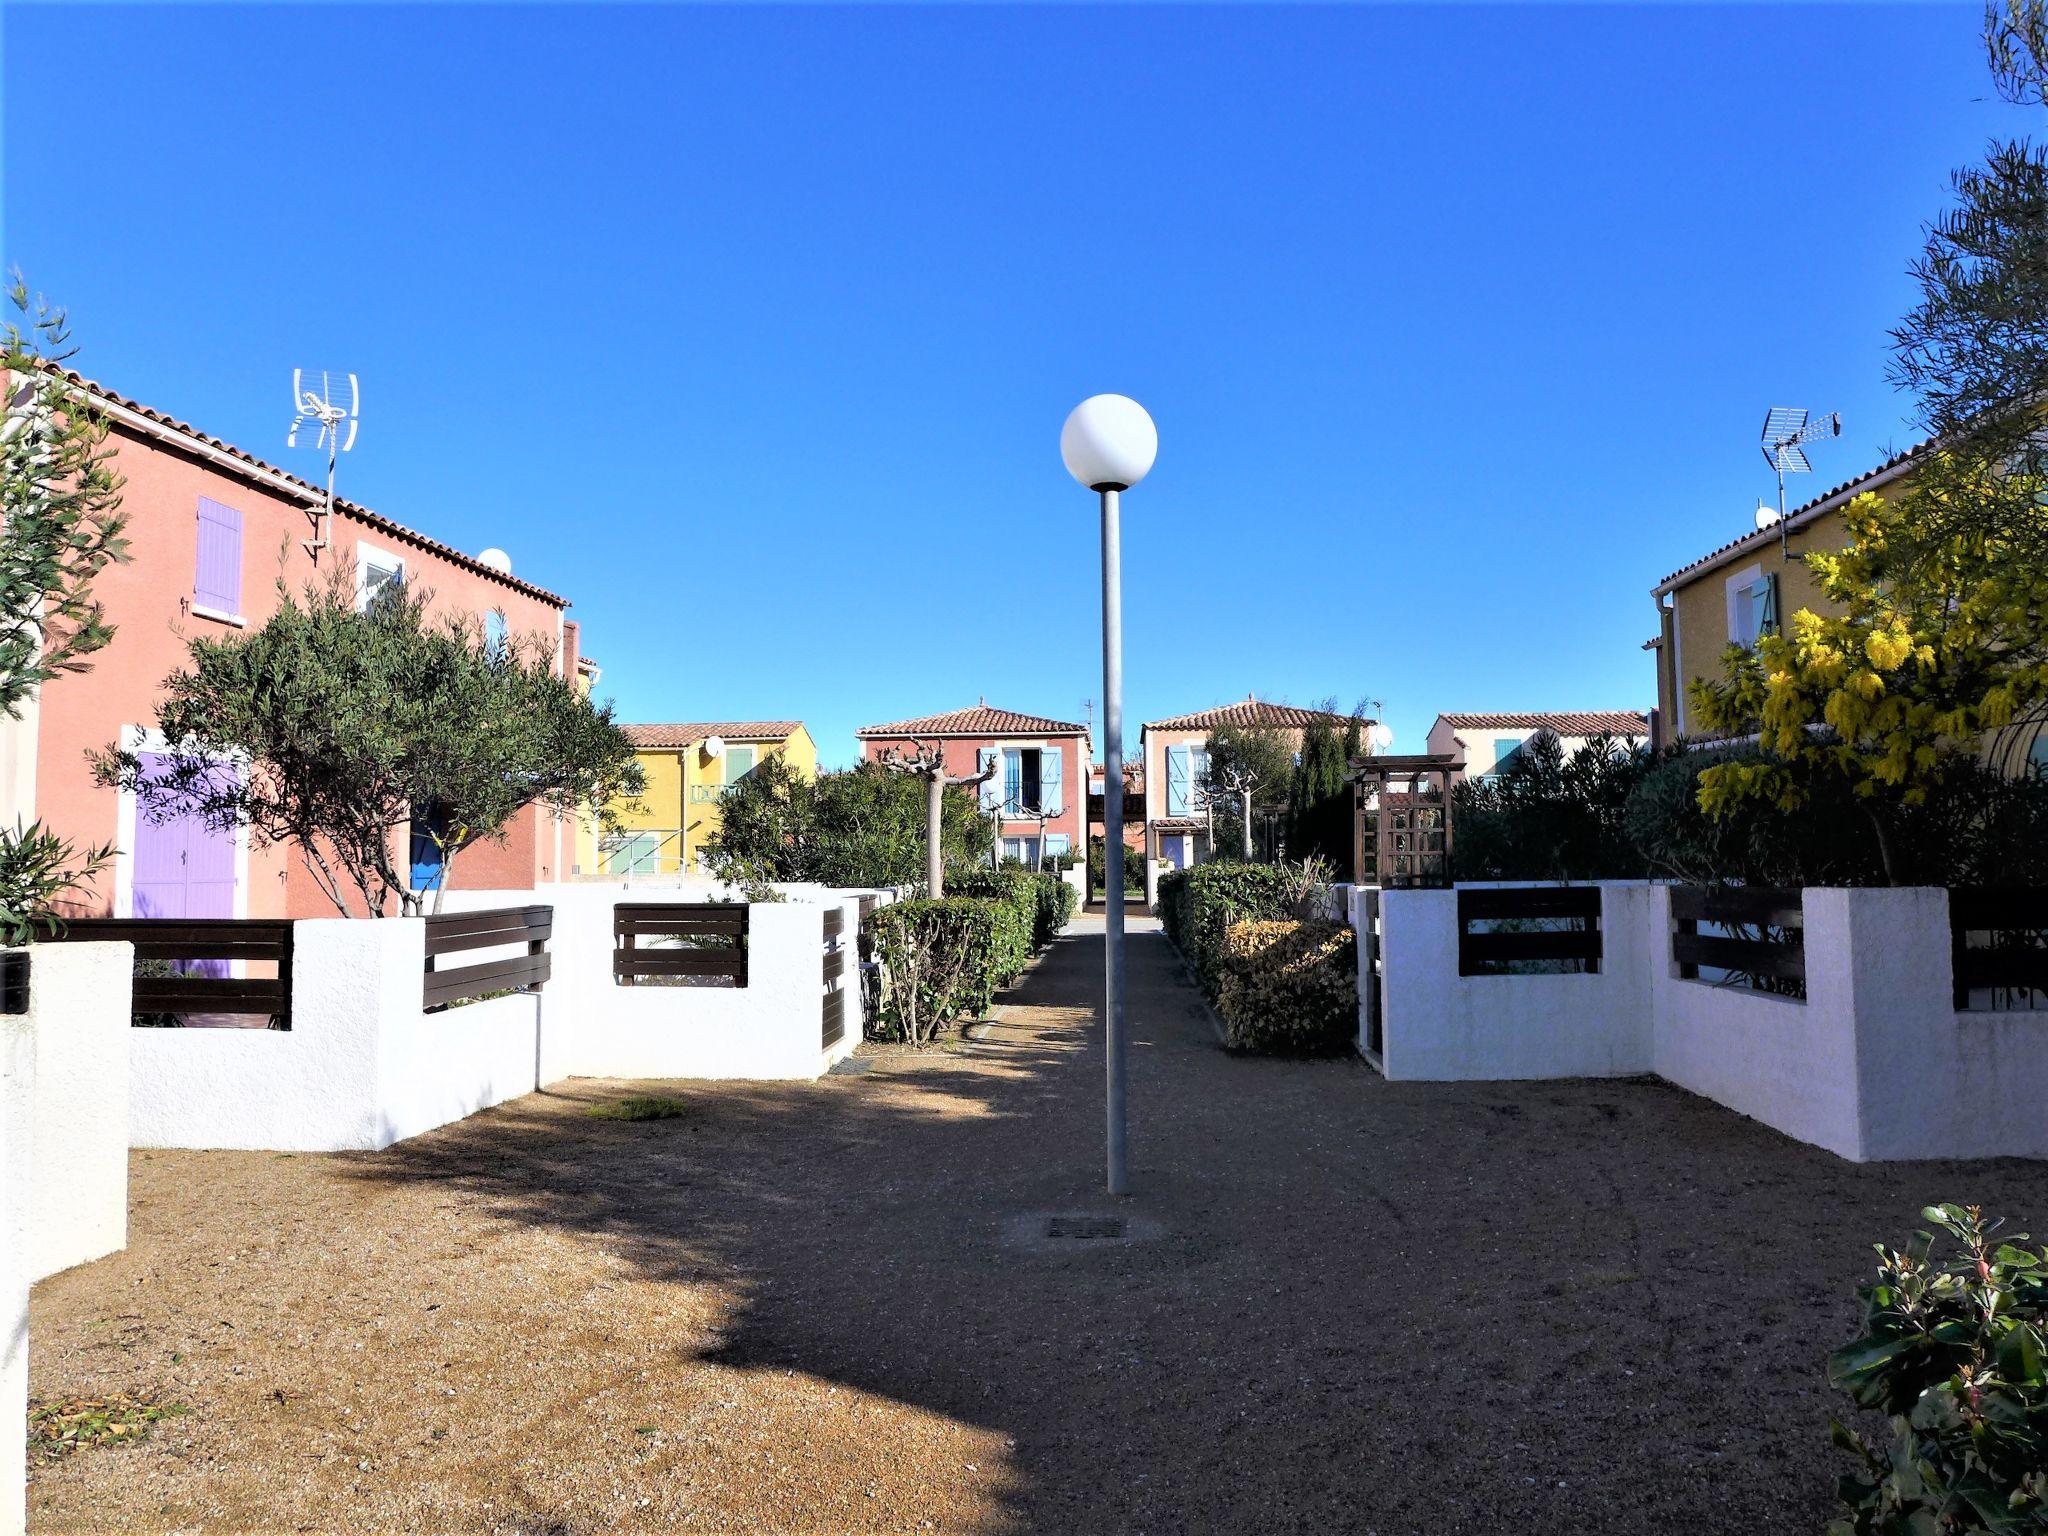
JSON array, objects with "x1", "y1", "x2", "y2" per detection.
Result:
[{"x1": 1, "y1": 3, "x2": 2013, "y2": 766}]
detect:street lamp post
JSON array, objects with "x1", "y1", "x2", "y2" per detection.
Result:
[{"x1": 1061, "y1": 393, "x2": 1157, "y2": 1198}]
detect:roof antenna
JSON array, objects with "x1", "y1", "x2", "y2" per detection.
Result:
[
  {"x1": 288, "y1": 369, "x2": 359, "y2": 560},
  {"x1": 1759, "y1": 406, "x2": 1839, "y2": 557}
]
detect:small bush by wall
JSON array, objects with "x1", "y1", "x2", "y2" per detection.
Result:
[
  {"x1": 870, "y1": 872, "x2": 1076, "y2": 1046},
  {"x1": 870, "y1": 898, "x2": 1004, "y2": 1045},
  {"x1": 1157, "y1": 862, "x2": 1295, "y2": 993},
  {"x1": 1214, "y1": 918, "x2": 1359, "y2": 1055}
]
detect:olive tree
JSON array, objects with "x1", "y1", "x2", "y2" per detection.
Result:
[{"x1": 95, "y1": 573, "x2": 643, "y2": 916}]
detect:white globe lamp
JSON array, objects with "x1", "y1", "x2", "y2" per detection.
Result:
[{"x1": 1061, "y1": 394, "x2": 1158, "y2": 492}]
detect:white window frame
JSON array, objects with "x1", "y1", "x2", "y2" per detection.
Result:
[
  {"x1": 355, "y1": 542, "x2": 406, "y2": 612},
  {"x1": 1724, "y1": 562, "x2": 1769, "y2": 650}
]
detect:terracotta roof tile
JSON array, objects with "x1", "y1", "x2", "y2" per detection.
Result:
[
  {"x1": 45, "y1": 362, "x2": 568, "y2": 607},
  {"x1": 623, "y1": 721, "x2": 803, "y2": 749},
  {"x1": 1436, "y1": 711, "x2": 1649, "y2": 736},
  {"x1": 1142, "y1": 697, "x2": 1370, "y2": 733},
  {"x1": 855, "y1": 705, "x2": 1088, "y2": 738}
]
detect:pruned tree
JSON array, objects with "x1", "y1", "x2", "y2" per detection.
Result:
[
  {"x1": 704, "y1": 757, "x2": 994, "y2": 890},
  {"x1": 1202, "y1": 722, "x2": 1294, "y2": 862},
  {"x1": 877, "y1": 739, "x2": 998, "y2": 896},
  {"x1": 93, "y1": 571, "x2": 644, "y2": 916}
]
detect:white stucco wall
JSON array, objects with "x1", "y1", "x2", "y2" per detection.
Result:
[
  {"x1": 444, "y1": 884, "x2": 855, "y2": 1082},
  {"x1": 1372, "y1": 881, "x2": 2048, "y2": 1163},
  {"x1": 378, "y1": 990, "x2": 541, "y2": 1147},
  {"x1": 29, "y1": 942, "x2": 132, "y2": 1280},
  {"x1": 1, "y1": 1009, "x2": 31, "y2": 1536},
  {"x1": 1649, "y1": 886, "x2": 1862, "y2": 1161},
  {"x1": 1377, "y1": 886, "x2": 1655, "y2": 1081}
]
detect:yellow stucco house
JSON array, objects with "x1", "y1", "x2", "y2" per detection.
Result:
[
  {"x1": 1648, "y1": 441, "x2": 1922, "y2": 746},
  {"x1": 601, "y1": 721, "x2": 817, "y2": 875},
  {"x1": 1646, "y1": 436, "x2": 2046, "y2": 777}
]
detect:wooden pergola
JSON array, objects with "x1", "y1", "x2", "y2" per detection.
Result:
[{"x1": 1347, "y1": 754, "x2": 1462, "y2": 888}]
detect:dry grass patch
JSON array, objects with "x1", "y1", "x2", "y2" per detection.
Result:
[
  {"x1": 29, "y1": 1393, "x2": 186, "y2": 1460},
  {"x1": 583, "y1": 1094, "x2": 690, "y2": 1121}
]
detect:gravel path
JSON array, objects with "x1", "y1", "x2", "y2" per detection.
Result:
[{"x1": 25, "y1": 909, "x2": 2047, "y2": 1534}]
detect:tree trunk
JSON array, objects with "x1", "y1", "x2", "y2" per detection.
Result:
[
  {"x1": 1863, "y1": 804, "x2": 1902, "y2": 886},
  {"x1": 1240, "y1": 789, "x2": 1254, "y2": 861},
  {"x1": 926, "y1": 772, "x2": 945, "y2": 898}
]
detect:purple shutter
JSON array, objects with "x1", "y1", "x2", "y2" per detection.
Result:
[{"x1": 194, "y1": 497, "x2": 243, "y2": 614}]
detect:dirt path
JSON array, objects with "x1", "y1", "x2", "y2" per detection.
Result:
[{"x1": 25, "y1": 916, "x2": 2047, "y2": 1534}]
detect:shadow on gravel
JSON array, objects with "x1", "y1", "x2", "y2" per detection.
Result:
[{"x1": 347, "y1": 923, "x2": 2048, "y2": 1536}]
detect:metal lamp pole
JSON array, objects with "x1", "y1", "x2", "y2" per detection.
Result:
[
  {"x1": 1099, "y1": 485, "x2": 1128, "y2": 1196},
  {"x1": 1061, "y1": 393, "x2": 1155, "y2": 1199}
]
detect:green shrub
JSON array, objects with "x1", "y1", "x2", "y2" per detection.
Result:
[
  {"x1": 1827, "y1": 1203, "x2": 2047, "y2": 1534},
  {"x1": 952, "y1": 867, "x2": 1075, "y2": 954},
  {"x1": 1157, "y1": 862, "x2": 1295, "y2": 994},
  {"x1": 870, "y1": 897, "x2": 1004, "y2": 1044},
  {"x1": 1213, "y1": 918, "x2": 1358, "y2": 1054}
]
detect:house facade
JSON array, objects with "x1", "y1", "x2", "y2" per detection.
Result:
[
  {"x1": 605, "y1": 722, "x2": 817, "y2": 875},
  {"x1": 8, "y1": 367, "x2": 578, "y2": 922},
  {"x1": 1138, "y1": 696, "x2": 1372, "y2": 902},
  {"x1": 1426, "y1": 712, "x2": 1649, "y2": 782},
  {"x1": 855, "y1": 704, "x2": 1088, "y2": 867},
  {"x1": 1647, "y1": 441, "x2": 1924, "y2": 748}
]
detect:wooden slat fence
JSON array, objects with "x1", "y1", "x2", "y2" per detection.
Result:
[
  {"x1": 423, "y1": 905, "x2": 552, "y2": 1010},
  {"x1": 1950, "y1": 888, "x2": 2048, "y2": 1010},
  {"x1": 1671, "y1": 886, "x2": 1805, "y2": 993},
  {"x1": 0, "y1": 949, "x2": 26, "y2": 1015},
  {"x1": 614, "y1": 902, "x2": 749, "y2": 987},
  {"x1": 822, "y1": 907, "x2": 848, "y2": 1049},
  {"x1": 52, "y1": 918, "x2": 295, "y2": 1026},
  {"x1": 1457, "y1": 886, "x2": 1602, "y2": 976}
]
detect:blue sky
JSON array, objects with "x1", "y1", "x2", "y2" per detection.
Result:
[{"x1": 1, "y1": 3, "x2": 2011, "y2": 766}]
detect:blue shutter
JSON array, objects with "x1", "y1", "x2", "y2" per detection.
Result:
[
  {"x1": 1046, "y1": 833, "x2": 1071, "y2": 857},
  {"x1": 1167, "y1": 746, "x2": 1190, "y2": 816},
  {"x1": 1041, "y1": 749, "x2": 1063, "y2": 815},
  {"x1": 1758, "y1": 573, "x2": 1780, "y2": 637},
  {"x1": 1002, "y1": 749, "x2": 1023, "y2": 814},
  {"x1": 978, "y1": 748, "x2": 1001, "y2": 810}
]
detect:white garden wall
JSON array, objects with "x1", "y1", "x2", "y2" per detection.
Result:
[
  {"x1": 1369, "y1": 882, "x2": 2048, "y2": 1162},
  {"x1": 131, "y1": 919, "x2": 541, "y2": 1152},
  {"x1": 1, "y1": 1005, "x2": 31, "y2": 1536},
  {"x1": 29, "y1": 941, "x2": 132, "y2": 1280}
]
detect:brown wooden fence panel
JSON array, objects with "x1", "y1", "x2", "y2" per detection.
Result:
[
  {"x1": 1457, "y1": 886, "x2": 1602, "y2": 976},
  {"x1": 51, "y1": 918, "x2": 295, "y2": 1026},
  {"x1": 422, "y1": 905, "x2": 552, "y2": 1010},
  {"x1": 822, "y1": 906, "x2": 847, "y2": 1049},
  {"x1": 1669, "y1": 886, "x2": 1805, "y2": 992},
  {"x1": 1950, "y1": 888, "x2": 2048, "y2": 1009},
  {"x1": 613, "y1": 902, "x2": 749, "y2": 987}
]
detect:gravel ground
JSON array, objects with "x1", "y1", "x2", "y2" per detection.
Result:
[{"x1": 25, "y1": 908, "x2": 2048, "y2": 1535}]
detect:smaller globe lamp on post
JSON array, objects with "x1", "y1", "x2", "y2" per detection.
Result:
[{"x1": 1060, "y1": 393, "x2": 1157, "y2": 1198}]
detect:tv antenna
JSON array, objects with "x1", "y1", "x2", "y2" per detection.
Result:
[
  {"x1": 288, "y1": 369, "x2": 359, "y2": 559},
  {"x1": 1759, "y1": 406, "x2": 1839, "y2": 556}
]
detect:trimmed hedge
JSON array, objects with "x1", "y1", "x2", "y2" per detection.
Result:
[
  {"x1": 869, "y1": 870, "x2": 1077, "y2": 1045},
  {"x1": 1157, "y1": 862, "x2": 1295, "y2": 993},
  {"x1": 1213, "y1": 918, "x2": 1358, "y2": 1055}
]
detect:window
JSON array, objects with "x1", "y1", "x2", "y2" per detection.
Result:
[
  {"x1": 604, "y1": 833, "x2": 661, "y2": 875},
  {"x1": 1001, "y1": 836, "x2": 1042, "y2": 865},
  {"x1": 1491, "y1": 736, "x2": 1524, "y2": 776},
  {"x1": 356, "y1": 544, "x2": 405, "y2": 612},
  {"x1": 1165, "y1": 744, "x2": 1207, "y2": 816},
  {"x1": 2031, "y1": 733, "x2": 2048, "y2": 781},
  {"x1": 484, "y1": 609, "x2": 508, "y2": 654},
  {"x1": 193, "y1": 497, "x2": 243, "y2": 620},
  {"x1": 724, "y1": 745, "x2": 758, "y2": 785},
  {"x1": 1726, "y1": 565, "x2": 1780, "y2": 650},
  {"x1": 997, "y1": 747, "x2": 1064, "y2": 815}
]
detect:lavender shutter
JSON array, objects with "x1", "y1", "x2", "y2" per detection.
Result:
[{"x1": 194, "y1": 498, "x2": 243, "y2": 614}]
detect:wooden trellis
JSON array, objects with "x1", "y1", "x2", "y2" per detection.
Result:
[{"x1": 1348, "y1": 754, "x2": 1461, "y2": 889}]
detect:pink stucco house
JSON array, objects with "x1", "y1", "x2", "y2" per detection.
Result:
[
  {"x1": 854, "y1": 704, "x2": 1089, "y2": 867},
  {"x1": 5, "y1": 366, "x2": 584, "y2": 921}
]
